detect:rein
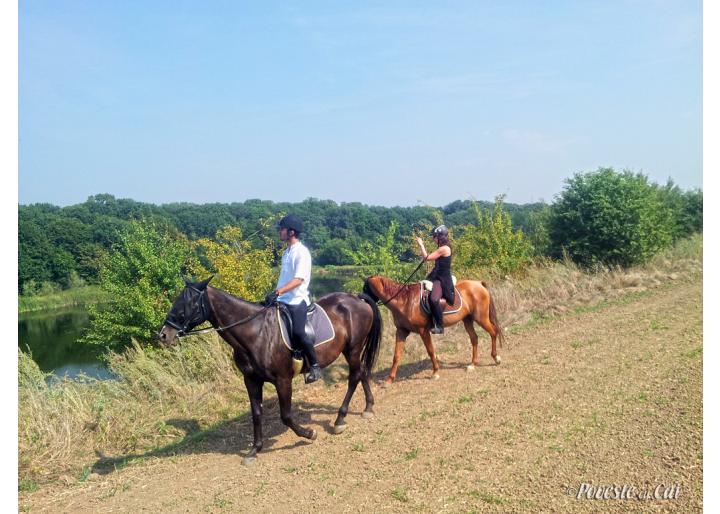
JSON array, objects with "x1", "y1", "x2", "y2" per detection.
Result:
[
  {"x1": 179, "y1": 306, "x2": 270, "y2": 337},
  {"x1": 377, "y1": 257, "x2": 427, "y2": 306}
]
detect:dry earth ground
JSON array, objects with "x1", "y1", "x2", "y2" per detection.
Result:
[{"x1": 20, "y1": 278, "x2": 702, "y2": 513}]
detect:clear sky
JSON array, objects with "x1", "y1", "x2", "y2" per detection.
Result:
[{"x1": 19, "y1": 0, "x2": 702, "y2": 207}]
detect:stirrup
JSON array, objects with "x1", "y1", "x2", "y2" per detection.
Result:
[{"x1": 430, "y1": 325, "x2": 444, "y2": 334}]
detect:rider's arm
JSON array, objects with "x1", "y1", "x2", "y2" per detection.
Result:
[
  {"x1": 416, "y1": 237, "x2": 451, "y2": 261},
  {"x1": 276, "y1": 277, "x2": 304, "y2": 295}
]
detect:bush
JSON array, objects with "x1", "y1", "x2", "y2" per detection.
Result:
[
  {"x1": 81, "y1": 220, "x2": 196, "y2": 350},
  {"x1": 187, "y1": 225, "x2": 275, "y2": 302},
  {"x1": 548, "y1": 168, "x2": 676, "y2": 267},
  {"x1": 344, "y1": 220, "x2": 415, "y2": 290},
  {"x1": 453, "y1": 197, "x2": 534, "y2": 278}
]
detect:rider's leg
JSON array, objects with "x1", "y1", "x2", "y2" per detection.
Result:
[
  {"x1": 288, "y1": 302, "x2": 322, "y2": 383},
  {"x1": 429, "y1": 281, "x2": 444, "y2": 334}
]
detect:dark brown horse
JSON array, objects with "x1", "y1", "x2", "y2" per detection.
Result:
[
  {"x1": 158, "y1": 277, "x2": 382, "y2": 464},
  {"x1": 363, "y1": 275, "x2": 503, "y2": 385}
]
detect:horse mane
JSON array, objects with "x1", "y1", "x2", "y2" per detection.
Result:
[
  {"x1": 208, "y1": 286, "x2": 263, "y2": 309},
  {"x1": 377, "y1": 276, "x2": 419, "y2": 304}
]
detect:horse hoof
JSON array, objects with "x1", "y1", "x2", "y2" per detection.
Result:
[
  {"x1": 362, "y1": 411, "x2": 374, "y2": 419},
  {"x1": 431, "y1": 373, "x2": 440, "y2": 380},
  {"x1": 309, "y1": 429, "x2": 318, "y2": 441},
  {"x1": 242, "y1": 456, "x2": 257, "y2": 467},
  {"x1": 332, "y1": 424, "x2": 347, "y2": 435},
  {"x1": 382, "y1": 380, "x2": 393, "y2": 388},
  {"x1": 494, "y1": 356, "x2": 502, "y2": 365},
  {"x1": 466, "y1": 365, "x2": 475, "y2": 372}
]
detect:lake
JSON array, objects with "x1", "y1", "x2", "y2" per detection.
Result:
[{"x1": 18, "y1": 308, "x2": 113, "y2": 380}]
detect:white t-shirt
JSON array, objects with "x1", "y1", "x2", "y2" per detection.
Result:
[{"x1": 277, "y1": 241, "x2": 312, "y2": 305}]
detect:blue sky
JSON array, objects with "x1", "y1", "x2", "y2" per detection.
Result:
[{"x1": 19, "y1": 0, "x2": 702, "y2": 207}]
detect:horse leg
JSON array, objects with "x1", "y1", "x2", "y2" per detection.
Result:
[
  {"x1": 360, "y1": 371, "x2": 375, "y2": 419},
  {"x1": 332, "y1": 366, "x2": 362, "y2": 434},
  {"x1": 276, "y1": 377, "x2": 317, "y2": 441},
  {"x1": 463, "y1": 318, "x2": 480, "y2": 371},
  {"x1": 477, "y1": 313, "x2": 501, "y2": 365},
  {"x1": 385, "y1": 327, "x2": 410, "y2": 387},
  {"x1": 419, "y1": 330, "x2": 441, "y2": 380},
  {"x1": 242, "y1": 375, "x2": 264, "y2": 465}
]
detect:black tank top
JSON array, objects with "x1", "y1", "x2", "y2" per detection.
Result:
[{"x1": 433, "y1": 254, "x2": 452, "y2": 277}]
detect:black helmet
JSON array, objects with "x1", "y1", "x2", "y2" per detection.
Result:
[
  {"x1": 278, "y1": 214, "x2": 303, "y2": 234},
  {"x1": 431, "y1": 224, "x2": 449, "y2": 237}
]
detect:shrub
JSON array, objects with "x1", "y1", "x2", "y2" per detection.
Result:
[
  {"x1": 453, "y1": 197, "x2": 534, "y2": 278},
  {"x1": 81, "y1": 220, "x2": 196, "y2": 350},
  {"x1": 344, "y1": 220, "x2": 415, "y2": 290},
  {"x1": 187, "y1": 225, "x2": 275, "y2": 302},
  {"x1": 548, "y1": 168, "x2": 673, "y2": 267}
]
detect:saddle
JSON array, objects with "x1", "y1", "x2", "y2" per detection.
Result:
[
  {"x1": 419, "y1": 276, "x2": 463, "y2": 316},
  {"x1": 277, "y1": 303, "x2": 335, "y2": 352}
]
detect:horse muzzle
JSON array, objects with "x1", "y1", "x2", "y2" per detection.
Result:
[{"x1": 158, "y1": 324, "x2": 181, "y2": 347}]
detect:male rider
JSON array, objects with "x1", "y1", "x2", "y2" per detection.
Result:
[{"x1": 265, "y1": 215, "x2": 322, "y2": 383}]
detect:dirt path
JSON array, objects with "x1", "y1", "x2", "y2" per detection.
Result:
[{"x1": 21, "y1": 279, "x2": 702, "y2": 513}]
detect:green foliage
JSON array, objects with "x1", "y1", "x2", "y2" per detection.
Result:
[
  {"x1": 344, "y1": 221, "x2": 414, "y2": 290},
  {"x1": 548, "y1": 168, "x2": 674, "y2": 267},
  {"x1": 18, "y1": 185, "x2": 699, "y2": 293},
  {"x1": 656, "y1": 180, "x2": 703, "y2": 241},
  {"x1": 81, "y1": 220, "x2": 195, "y2": 350},
  {"x1": 187, "y1": 224, "x2": 275, "y2": 302},
  {"x1": 453, "y1": 197, "x2": 534, "y2": 277}
]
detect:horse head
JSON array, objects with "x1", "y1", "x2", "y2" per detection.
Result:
[{"x1": 158, "y1": 276, "x2": 213, "y2": 346}]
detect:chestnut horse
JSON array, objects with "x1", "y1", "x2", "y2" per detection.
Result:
[
  {"x1": 159, "y1": 277, "x2": 382, "y2": 464},
  {"x1": 363, "y1": 275, "x2": 503, "y2": 385}
]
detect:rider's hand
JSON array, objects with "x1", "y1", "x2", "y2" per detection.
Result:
[{"x1": 264, "y1": 290, "x2": 279, "y2": 306}]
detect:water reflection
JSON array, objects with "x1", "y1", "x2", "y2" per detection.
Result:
[{"x1": 18, "y1": 308, "x2": 111, "y2": 380}]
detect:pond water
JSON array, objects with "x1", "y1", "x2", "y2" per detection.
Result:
[{"x1": 18, "y1": 308, "x2": 113, "y2": 380}]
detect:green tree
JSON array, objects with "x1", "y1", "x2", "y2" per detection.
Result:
[
  {"x1": 81, "y1": 220, "x2": 195, "y2": 350},
  {"x1": 453, "y1": 196, "x2": 534, "y2": 277},
  {"x1": 548, "y1": 168, "x2": 673, "y2": 267},
  {"x1": 187, "y1": 224, "x2": 275, "y2": 301},
  {"x1": 344, "y1": 220, "x2": 413, "y2": 290}
]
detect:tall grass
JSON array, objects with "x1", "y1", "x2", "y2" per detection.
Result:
[
  {"x1": 18, "y1": 235, "x2": 702, "y2": 488},
  {"x1": 19, "y1": 335, "x2": 246, "y2": 486},
  {"x1": 489, "y1": 233, "x2": 702, "y2": 332}
]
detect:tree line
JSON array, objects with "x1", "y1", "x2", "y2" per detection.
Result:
[
  {"x1": 19, "y1": 168, "x2": 702, "y2": 299},
  {"x1": 18, "y1": 193, "x2": 546, "y2": 294}
]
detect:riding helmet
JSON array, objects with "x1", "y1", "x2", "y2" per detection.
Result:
[
  {"x1": 431, "y1": 224, "x2": 449, "y2": 237},
  {"x1": 278, "y1": 214, "x2": 304, "y2": 234}
]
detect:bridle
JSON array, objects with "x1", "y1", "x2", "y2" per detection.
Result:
[{"x1": 164, "y1": 285, "x2": 271, "y2": 337}]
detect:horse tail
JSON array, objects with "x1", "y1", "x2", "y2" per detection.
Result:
[
  {"x1": 482, "y1": 282, "x2": 505, "y2": 348},
  {"x1": 358, "y1": 293, "x2": 383, "y2": 374}
]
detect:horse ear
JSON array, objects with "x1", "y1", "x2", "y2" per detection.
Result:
[{"x1": 198, "y1": 275, "x2": 214, "y2": 290}]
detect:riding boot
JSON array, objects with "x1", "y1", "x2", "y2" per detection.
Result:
[
  {"x1": 302, "y1": 340, "x2": 323, "y2": 384},
  {"x1": 429, "y1": 300, "x2": 444, "y2": 334}
]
